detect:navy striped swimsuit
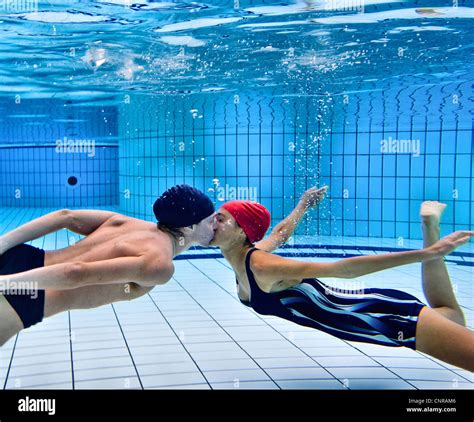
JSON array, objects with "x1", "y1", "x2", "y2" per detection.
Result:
[{"x1": 237, "y1": 247, "x2": 427, "y2": 350}]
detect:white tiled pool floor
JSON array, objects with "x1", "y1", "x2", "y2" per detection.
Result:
[{"x1": 0, "y1": 208, "x2": 473, "y2": 389}]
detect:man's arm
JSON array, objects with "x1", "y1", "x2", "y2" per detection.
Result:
[
  {"x1": 66, "y1": 209, "x2": 119, "y2": 235},
  {"x1": 0, "y1": 255, "x2": 174, "y2": 291},
  {"x1": 0, "y1": 210, "x2": 70, "y2": 254},
  {"x1": 0, "y1": 209, "x2": 119, "y2": 254},
  {"x1": 256, "y1": 186, "x2": 328, "y2": 253}
]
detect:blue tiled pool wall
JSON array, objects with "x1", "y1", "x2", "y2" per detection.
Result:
[
  {"x1": 321, "y1": 82, "x2": 473, "y2": 240},
  {"x1": 118, "y1": 93, "x2": 318, "y2": 225},
  {"x1": 0, "y1": 90, "x2": 471, "y2": 239},
  {"x1": 0, "y1": 99, "x2": 119, "y2": 207},
  {"x1": 118, "y1": 89, "x2": 473, "y2": 240}
]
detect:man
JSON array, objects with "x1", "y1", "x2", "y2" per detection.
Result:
[{"x1": 0, "y1": 184, "x2": 216, "y2": 346}]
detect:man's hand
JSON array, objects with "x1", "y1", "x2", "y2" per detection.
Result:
[{"x1": 298, "y1": 185, "x2": 328, "y2": 210}]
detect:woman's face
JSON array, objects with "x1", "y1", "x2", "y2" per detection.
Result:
[{"x1": 209, "y1": 208, "x2": 242, "y2": 247}]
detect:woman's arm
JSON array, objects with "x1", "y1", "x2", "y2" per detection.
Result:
[
  {"x1": 256, "y1": 186, "x2": 328, "y2": 252},
  {"x1": 252, "y1": 231, "x2": 474, "y2": 290}
]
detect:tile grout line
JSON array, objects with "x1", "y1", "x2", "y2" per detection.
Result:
[
  {"x1": 372, "y1": 256, "x2": 474, "y2": 381},
  {"x1": 2, "y1": 334, "x2": 19, "y2": 390},
  {"x1": 205, "y1": 258, "x2": 431, "y2": 389},
  {"x1": 187, "y1": 260, "x2": 345, "y2": 389},
  {"x1": 65, "y1": 232, "x2": 75, "y2": 390},
  {"x1": 169, "y1": 276, "x2": 282, "y2": 390},
  {"x1": 110, "y1": 303, "x2": 144, "y2": 390},
  {"x1": 216, "y1": 256, "x2": 473, "y2": 386},
  {"x1": 238, "y1": 249, "x2": 472, "y2": 379},
  {"x1": 145, "y1": 293, "x2": 215, "y2": 390},
  {"x1": 68, "y1": 311, "x2": 75, "y2": 390}
]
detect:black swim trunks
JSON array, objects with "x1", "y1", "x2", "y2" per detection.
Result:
[{"x1": 1, "y1": 243, "x2": 46, "y2": 329}]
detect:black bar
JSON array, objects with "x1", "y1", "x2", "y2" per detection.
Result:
[{"x1": 0, "y1": 389, "x2": 472, "y2": 421}]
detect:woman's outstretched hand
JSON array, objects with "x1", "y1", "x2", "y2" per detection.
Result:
[
  {"x1": 428, "y1": 230, "x2": 474, "y2": 259},
  {"x1": 299, "y1": 185, "x2": 328, "y2": 210}
]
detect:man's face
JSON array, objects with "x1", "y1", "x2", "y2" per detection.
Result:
[
  {"x1": 208, "y1": 208, "x2": 241, "y2": 247},
  {"x1": 193, "y1": 213, "x2": 218, "y2": 246}
]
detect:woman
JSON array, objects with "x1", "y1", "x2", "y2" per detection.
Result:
[{"x1": 209, "y1": 191, "x2": 474, "y2": 372}]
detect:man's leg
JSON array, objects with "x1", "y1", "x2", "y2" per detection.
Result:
[
  {"x1": 0, "y1": 244, "x2": 46, "y2": 346},
  {"x1": 1, "y1": 283, "x2": 153, "y2": 346},
  {"x1": 0, "y1": 294, "x2": 24, "y2": 345},
  {"x1": 44, "y1": 283, "x2": 153, "y2": 317},
  {"x1": 419, "y1": 201, "x2": 465, "y2": 325}
]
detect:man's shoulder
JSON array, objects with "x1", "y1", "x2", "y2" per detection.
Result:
[
  {"x1": 139, "y1": 237, "x2": 174, "y2": 265},
  {"x1": 105, "y1": 213, "x2": 131, "y2": 225},
  {"x1": 140, "y1": 248, "x2": 175, "y2": 285}
]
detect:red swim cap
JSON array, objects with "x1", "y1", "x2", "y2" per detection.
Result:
[{"x1": 221, "y1": 200, "x2": 271, "y2": 243}]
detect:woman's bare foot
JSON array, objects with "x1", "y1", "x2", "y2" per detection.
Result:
[{"x1": 420, "y1": 201, "x2": 446, "y2": 228}]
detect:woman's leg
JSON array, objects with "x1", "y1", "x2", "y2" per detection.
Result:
[
  {"x1": 414, "y1": 201, "x2": 473, "y2": 371},
  {"x1": 419, "y1": 201, "x2": 465, "y2": 325},
  {"x1": 415, "y1": 306, "x2": 474, "y2": 372},
  {"x1": 276, "y1": 279, "x2": 474, "y2": 371}
]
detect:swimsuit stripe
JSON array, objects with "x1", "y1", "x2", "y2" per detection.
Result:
[{"x1": 278, "y1": 281, "x2": 421, "y2": 348}]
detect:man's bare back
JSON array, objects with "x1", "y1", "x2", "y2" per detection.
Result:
[
  {"x1": 0, "y1": 209, "x2": 179, "y2": 296},
  {"x1": 0, "y1": 213, "x2": 174, "y2": 344},
  {"x1": 44, "y1": 214, "x2": 173, "y2": 267}
]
